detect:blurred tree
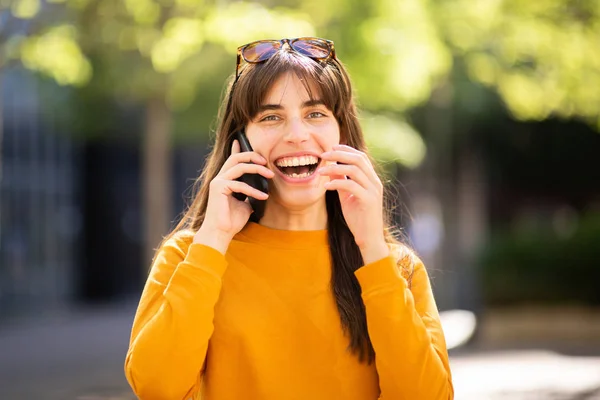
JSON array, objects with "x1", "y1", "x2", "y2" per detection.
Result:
[
  {"x1": 0, "y1": 0, "x2": 92, "y2": 247},
  {"x1": 2, "y1": 0, "x2": 598, "y2": 269},
  {"x1": 435, "y1": 0, "x2": 600, "y2": 130},
  {"x1": 2, "y1": 0, "x2": 318, "y2": 264}
]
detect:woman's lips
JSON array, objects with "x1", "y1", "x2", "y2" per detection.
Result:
[{"x1": 273, "y1": 161, "x2": 322, "y2": 184}]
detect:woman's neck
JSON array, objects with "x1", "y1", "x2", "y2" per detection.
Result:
[{"x1": 258, "y1": 197, "x2": 328, "y2": 231}]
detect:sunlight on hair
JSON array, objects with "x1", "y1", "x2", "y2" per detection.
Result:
[
  {"x1": 204, "y1": 2, "x2": 316, "y2": 53},
  {"x1": 20, "y1": 25, "x2": 92, "y2": 86},
  {"x1": 361, "y1": 113, "x2": 426, "y2": 169}
]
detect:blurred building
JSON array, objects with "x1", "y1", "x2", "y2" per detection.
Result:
[
  {"x1": 0, "y1": 68, "x2": 209, "y2": 318},
  {"x1": 0, "y1": 68, "x2": 80, "y2": 315}
]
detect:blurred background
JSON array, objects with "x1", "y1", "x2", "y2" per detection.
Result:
[{"x1": 1, "y1": 0, "x2": 599, "y2": 399}]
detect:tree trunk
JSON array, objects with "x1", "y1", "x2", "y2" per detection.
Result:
[
  {"x1": 455, "y1": 148, "x2": 487, "y2": 313},
  {"x1": 417, "y1": 86, "x2": 487, "y2": 313},
  {"x1": 415, "y1": 83, "x2": 457, "y2": 310},
  {"x1": 142, "y1": 98, "x2": 173, "y2": 267}
]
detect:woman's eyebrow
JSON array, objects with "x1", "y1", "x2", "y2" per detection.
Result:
[
  {"x1": 303, "y1": 99, "x2": 325, "y2": 108},
  {"x1": 256, "y1": 104, "x2": 283, "y2": 113},
  {"x1": 257, "y1": 99, "x2": 325, "y2": 113}
]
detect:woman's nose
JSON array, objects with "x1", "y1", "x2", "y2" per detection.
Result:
[{"x1": 284, "y1": 118, "x2": 309, "y2": 143}]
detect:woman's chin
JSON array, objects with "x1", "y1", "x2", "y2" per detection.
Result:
[{"x1": 268, "y1": 184, "x2": 328, "y2": 210}]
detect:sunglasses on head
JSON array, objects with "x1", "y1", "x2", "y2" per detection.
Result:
[
  {"x1": 225, "y1": 37, "x2": 336, "y2": 127},
  {"x1": 234, "y1": 37, "x2": 336, "y2": 81}
]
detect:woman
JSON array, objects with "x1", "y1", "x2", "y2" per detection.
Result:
[{"x1": 125, "y1": 37, "x2": 454, "y2": 400}]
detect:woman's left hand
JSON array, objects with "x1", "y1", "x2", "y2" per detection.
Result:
[{"x1": 318, "y1": 144, "x2": 390, "y2": 264}]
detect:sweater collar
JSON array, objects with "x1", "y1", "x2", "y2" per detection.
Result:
[{"x1": 235, "y1": 222, "x2": 329, "y2": 249}]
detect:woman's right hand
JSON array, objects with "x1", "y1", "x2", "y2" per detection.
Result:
[{"x1": 193, "y1": 139, "x2": 274, "y2": 253}]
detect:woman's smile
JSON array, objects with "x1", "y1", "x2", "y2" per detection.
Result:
[{"x1": 272, "y1": 152, "x2": 323, "y2": 183}]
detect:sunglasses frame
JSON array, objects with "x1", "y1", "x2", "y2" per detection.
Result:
[{"x1": 235, "y1": 37, "x2": 336, "y2": 81}]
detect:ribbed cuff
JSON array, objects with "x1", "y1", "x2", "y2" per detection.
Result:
[
  {"x1": 354, "y1": 256, "x2": 407, "y2": 294},
  {"x1": 184, "y1": 243, "x2": 228, "y2": 277}
]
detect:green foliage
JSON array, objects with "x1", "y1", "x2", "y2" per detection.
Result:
[
  {"x1": 20, "y1": 24, "x2": 91, "y2": 85},
  {"x1": 2, "y1": 0, "x2": 599, "y2": 164},
  {"x1": 436, "y1": 0, "x2": 600, "y2": 130}
]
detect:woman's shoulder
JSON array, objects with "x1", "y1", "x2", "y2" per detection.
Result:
[{"x1": 159, "y1": 229, "x2": 196, "y2": 255}]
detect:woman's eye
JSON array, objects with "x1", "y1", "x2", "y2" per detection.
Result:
[
  {"x1": 308, "y1": 111, "x2": 325, "y2": 118},
  {"x1": 260, "y1": 115, "x2": 280, "y2": 122}
]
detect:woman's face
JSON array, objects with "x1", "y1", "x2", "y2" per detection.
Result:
[{"x1": 245, "y1": 71, "x2": 341, "y2": 210}]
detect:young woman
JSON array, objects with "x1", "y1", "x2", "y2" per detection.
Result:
[{"x1": 125, "y1": 37, "x2": 454, "y2": 400}]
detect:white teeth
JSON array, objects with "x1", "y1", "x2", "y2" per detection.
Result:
[
  {"x1": 289, "y1": 171, "x2": 311, "y2": 179},
  {"x1": 276, "y1": 155, "x2": 319, "y2": 167}
]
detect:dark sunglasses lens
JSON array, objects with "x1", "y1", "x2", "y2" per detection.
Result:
[
  {"x1": 292, "y1": 39, "x2": 331, "y2": 59},
  {"x1": 243, "y1": 41, "x2": 280, "y2": 63}
]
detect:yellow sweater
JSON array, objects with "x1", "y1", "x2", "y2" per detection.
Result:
[{"x1": 125, "y1": 222, "x2": 453, "y2": 399}]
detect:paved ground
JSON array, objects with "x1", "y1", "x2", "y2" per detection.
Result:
[
  {"x1": 451, "y1": 349, "x2": 600, "y2": 399},
  {"x1": 1, "y1": 303, "x2": 600, "y2": 399},
  {"x1": 0, "y1": 304, "x2": 135, "y2": 399}
]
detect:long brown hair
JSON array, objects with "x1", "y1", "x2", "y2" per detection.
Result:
[{"x1": 162, "y1": 49, "x2": 409, "y2": 363}]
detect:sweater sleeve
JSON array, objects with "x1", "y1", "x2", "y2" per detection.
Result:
[
  {"x1": 354, "y1": 249, "x2": 454, "y2": 400},
  {"x1": 124, "y1": 233, "x2": 228, "y2": 400}
]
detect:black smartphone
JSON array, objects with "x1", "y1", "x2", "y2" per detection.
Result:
[{"x1": 232, "y1": 130, "x2": 269, "y2": 222}]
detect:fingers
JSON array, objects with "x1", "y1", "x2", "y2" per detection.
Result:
[
  {"x1": 231, "y1": 139, "x2": 241, "y2": 154},
  {"x1": 222, "y1": 139, "x2": 267, "y2": 169},
  {"x1": 211, "y1": 178, "x2": 269, "y2": 200},
  {"x1": 226, "y1": 180, "x2": 269, "y2": 200},
  {"x1": 222, "y1": 150, "x2": 268, "y2": 171},
  {"x1": 320, "y1": 145, "x2": 382, "y2": 190},
  {"x1": 221, "y1": 162, "x2": 274, "y2": 181},
  {"x1": 220, "y1": 140, "x2": 273, "y2": 183},
  {"x1": 317, "y1": 163, "x2": 371, "y2": 190},
  {"x1": 324, "y1": 178, "x2": 368, "y2": 199}
]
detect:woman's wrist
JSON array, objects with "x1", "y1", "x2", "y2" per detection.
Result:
[
  {"x1": 359, "y1": 240, "x2": 390, "y2": 265},
  {"x1": 193, "y1": 226, "x2": 232, "y2": 255}
]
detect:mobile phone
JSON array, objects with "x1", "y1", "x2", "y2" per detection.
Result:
[{"x1": 232, "y1": 130, "x2": 269, "y2": 222}]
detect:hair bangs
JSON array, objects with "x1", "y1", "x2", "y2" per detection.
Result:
[{"x1": 230, "y1": 50, "x2": 347, "y2": 128}]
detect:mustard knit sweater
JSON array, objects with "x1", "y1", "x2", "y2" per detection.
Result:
[{"x1": 125, "y1": 222, "x2": 453, "y2": 399}]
